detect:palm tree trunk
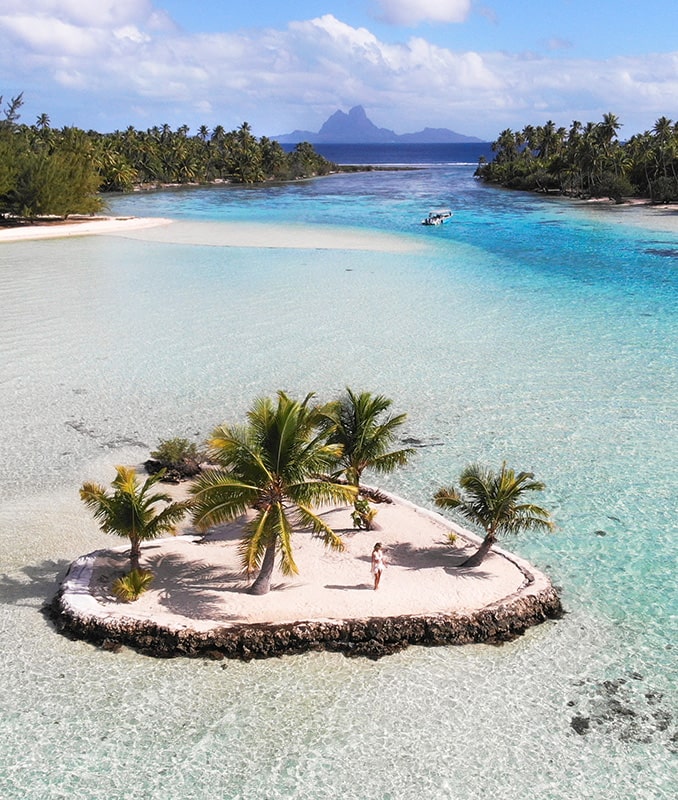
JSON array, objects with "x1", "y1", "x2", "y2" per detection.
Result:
[
  {"x1": 249, "y1": 542, "x2": 276, "y2": 595},
  {"x1": 460, "y1": 534, "x2": 496, "y2": 568},
  {"x1": 129, "y1": 536, "x2": 141, "y2": 572}
]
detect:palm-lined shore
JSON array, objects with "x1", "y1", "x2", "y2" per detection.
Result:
[{"x1": 477, "y1": 113, "x2": 678, "y2": 203}]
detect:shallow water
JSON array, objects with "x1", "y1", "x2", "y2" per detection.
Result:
[{"x1": 0, "y1": 166, "x2": 676, "y2": 798}]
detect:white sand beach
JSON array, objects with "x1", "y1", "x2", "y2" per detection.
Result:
[
  {"x1": 0, "y1": 216, "x2": 423, "y2": 252},
  {"x1": 64, "y1": 492, "x2": 546, "y2": 634},
  {"x1": 0, "y1": 215, "x2": 173, "y2": 242},
  {"x1": 566, "y1": 197, "x2": 678, "y2": 233}
]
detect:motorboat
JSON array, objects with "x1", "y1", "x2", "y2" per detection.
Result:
[{"x1": 422, "y1": 208, "x2": 453, "y2": 226}]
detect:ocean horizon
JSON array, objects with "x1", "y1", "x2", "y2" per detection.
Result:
[
  {"x1": 0, "y1": 154, "x2": 675, "y2": 799},
  {"x1": 281, "y1": 141, "x2": 494, "y2": 166}
]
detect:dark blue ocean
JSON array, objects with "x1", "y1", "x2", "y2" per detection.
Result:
[{"x1": 283, "y1": 141, "x2": 493, "y2": 165}]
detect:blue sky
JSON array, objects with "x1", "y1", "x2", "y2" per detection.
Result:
[{"x1": 1, "y1": 0, "x2": 676, "y2": 140}]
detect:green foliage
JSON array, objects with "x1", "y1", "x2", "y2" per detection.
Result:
[
  {"x1": 434, "y1": 462, "x2": 554, "y2": 566},
  {"x1": 445, "y1": 531, "x2": 458, "y2": 546},
  {"x1": 112, "y1": 568, "x2": 154, "y2": 602},
  {"x1": 151, "y1": 437, "x2": 201, "y2": 466},
  {"x1": 590, "y1": 173, "x2": 635, "y2": 204},
  {"x1": 477, "y1": 112, "x2": 678, "y2": 202},
  {"x1": 319, "y1": 388, "x2": 413, "y2": 530},
  {"x1": 80, "y1": 465, "x2": 191, "y2": 570},
  {"x1": 0, "y1": 91, "x2": 336, "y2": 219},
  {"x1": 320, "y1": 388, "x2": 413, "y2": 486},
  {"x1": 649, "y1": 176, "x2": 678, "y2": 203},
  {"x1": 351, "y1": 497, "x2": 377, "y2": 530},
  {"x1": 190, "y1": 392, "x2": 357, "y2": 594},
  {"x1": 4, "y1": 148, "x2": 102, "y2": 218}
]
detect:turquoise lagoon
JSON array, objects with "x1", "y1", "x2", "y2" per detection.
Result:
[{"x1": 0, "y1": 164, "x2": 676, "y2": 799}]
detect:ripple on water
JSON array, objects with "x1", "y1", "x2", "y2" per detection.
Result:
[{"x1": 0, "y1": 167, "x2": 676, "y2": 799}]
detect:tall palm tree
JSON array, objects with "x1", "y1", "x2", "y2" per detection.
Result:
[
  {"x1": 190, "y1": 392, "x2": 357, "y2": 595},
  {"x1": 321, "y1": 389, "x2": 413, "y2": 528},
  {"x1": 35, "y1": 112, "x2": 50, "y2": 131},
  {"x1": 434, "y1": 462, "x2": 554, "y2": 568},
  {"x1": 80, "y1": 466, "x2": 191, "y2": 571}
]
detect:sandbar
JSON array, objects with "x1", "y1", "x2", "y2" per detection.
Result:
[
  {"x1": 114, "y1": 219, "x2": 424, "y2": 252},
  {"x1": 563, "y1": 198, "x2": 678, "y2": 234},
  {"x1": 0, "y1": 216, "x2": 422, "y2": 252},
  {"x1": 54, "y1": 491, "x2": 562, "y2": 659}
]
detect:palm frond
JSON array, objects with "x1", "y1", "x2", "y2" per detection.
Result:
[
  {"x1": 274, "y1": 504, "x2": 299, "y2": 576},
  {"x1": 189, "y1": 470, "x2": 258, "y2": 529},
  {"x1": 434, "y1": 462, "x2": 553, "y2": 543},
  {"x1": 296, "y1": 503, "x2": 346, "y2": 552},
  {"x1": 433, "y1": 485, "x2": 463, "y2": 510},
  {"x1": 238, "y1": 508, "x2": 273, "y2": 575}
]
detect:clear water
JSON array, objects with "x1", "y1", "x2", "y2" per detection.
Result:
[{"x1": 0, "y1": 164, "x2": 676, "y2": 799}]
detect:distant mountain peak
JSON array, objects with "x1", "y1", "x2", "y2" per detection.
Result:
[
  {"x1": 317, "y1": 105, "x2": 397, "y2": 143},
  {"x1": 274, "y1": 106, "x2": 482, "y2": 144}
]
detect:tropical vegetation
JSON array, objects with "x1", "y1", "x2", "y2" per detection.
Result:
[
  {"x1": 79, "y1": 465, "x2": 191, "y2": 572},
  {"x1": 145, "y1": 437, "x2": 204, "y2": 482},
  {"x1": 189, "y1": 392, "x2": 357, "y2": 595},
  {"x1": 434, "y1": 462, "x2": 554, "y2": 567},
  {"x1": 319, "y1": 389, "x2": 413, "y2": 529},
  {"x1": 112, "y1": 568, "x2": 154, "y2": 602},
  {"x1": 476, "y1": 113, "x2": 678, "y2": 203},
  {"x1": 0, "y1": 92, "x2": 336, "y2": 219}
]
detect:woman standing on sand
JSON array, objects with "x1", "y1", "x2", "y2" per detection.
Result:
[{"x1": 371, "y1": 542, "x2": 385, "y2": 589}]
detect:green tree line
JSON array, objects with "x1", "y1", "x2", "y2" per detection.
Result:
[
  {"x1": 0, "y1": 93, "x2": 336, "y2": 219},
  {"x1": 475, "y1": 113, "x2": 678, "y2": 203}
]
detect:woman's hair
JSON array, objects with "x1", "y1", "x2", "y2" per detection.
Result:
[{"x1": 373, "y1": 542, "x2": 382, "y2": 550}]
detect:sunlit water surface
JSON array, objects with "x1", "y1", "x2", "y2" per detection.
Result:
[{"x1": 0, "y1": 165, "x2": 676, "y2": 799}]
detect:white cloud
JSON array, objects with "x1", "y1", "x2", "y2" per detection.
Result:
[
  {"x1": 0, "y1": 14, "x2": 102, "y2": 57},
  {"x1": 113, "y1": 25, "x2": 150, "y2": 45},
  {"x1": 0, "y1": 0, "x2": 155, "y2": 27},
  {"x1": 0, "y1": 7, "x2": 676, "y2": 138},
  {"x1": 375, "y1": 0, "x2": 472, "y2": 26}
]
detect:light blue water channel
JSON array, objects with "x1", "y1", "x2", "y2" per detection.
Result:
[{"x1": 0, "y1": 165, "x2": 676, "y2": 799}]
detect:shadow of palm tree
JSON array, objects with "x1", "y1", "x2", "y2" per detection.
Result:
[
  {"x1": 194, "y1": 516, "x2": 249, "y2": 544},
  {"x1": 0, "y1": 559, "x2": 72, "y2": 606},
  {"x1": 384, "y1": 542, "x2": 494, "y2": 580},
  {"x1": 143, "y1": 551, "x2": 244, "y2": 621}
]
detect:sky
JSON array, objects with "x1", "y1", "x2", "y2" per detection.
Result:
[{"x1": 0, "y1": 0, "x2": 676, "y2": 140}]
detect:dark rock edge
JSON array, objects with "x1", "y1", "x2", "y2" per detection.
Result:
[{"x1": 47, "y1": 584, "x2": 563, "y2": 662}]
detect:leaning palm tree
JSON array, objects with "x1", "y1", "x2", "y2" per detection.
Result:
[
  {"x1": 79, "y1": 466, "x2": 191, "y2": 571},
  {"x1": 190, "y1": 392, "x2": 357, "y2": 595},
  {"x1": 320, "y1": 389, "x2": 413, "y2": 528},
  {"x1": 434, "y1": 462, "x2": 554, "y2": 568}
]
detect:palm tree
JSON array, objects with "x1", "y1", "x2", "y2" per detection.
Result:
[
  {"x1": 321, "y1": 389, "x2": 413, "y2": 528},
  {"x1": 190, "y1": 392, "x2": 357, "y2": 595},
  {"x1": 434, "y1": 462, "x2": 554, "y2": 568},
  {"x1": 80, "y1": 466, "x2": 191, "y2": 571}
]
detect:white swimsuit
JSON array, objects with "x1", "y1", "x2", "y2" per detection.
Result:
[{"x1": 371, "y1": 551, "x2": 384, "y2": 574}]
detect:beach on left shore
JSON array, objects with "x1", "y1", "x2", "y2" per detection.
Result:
[{"x1": 0, "y1": 216, "x2": 174, "y2": 242}]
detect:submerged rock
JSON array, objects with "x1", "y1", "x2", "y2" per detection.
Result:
[{"x1": 570, "y1": 715, "x2": 590, "y2": 735}]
